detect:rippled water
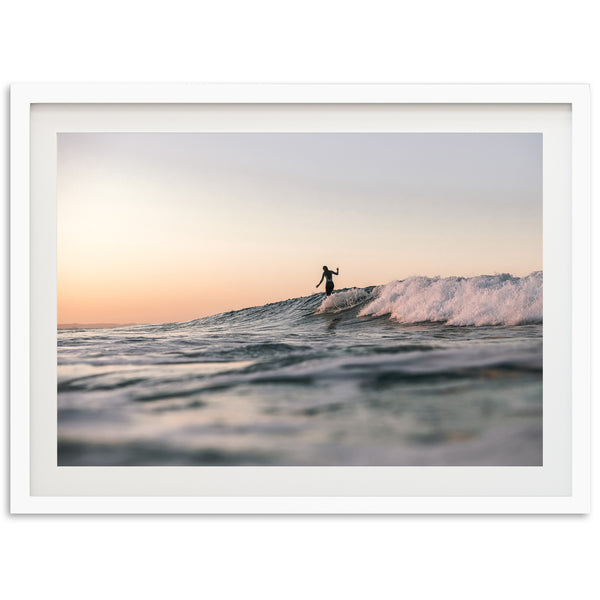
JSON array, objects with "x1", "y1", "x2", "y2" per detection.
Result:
[{"x1": 58, "y1": 277, "x2": 543, "y2": 466}]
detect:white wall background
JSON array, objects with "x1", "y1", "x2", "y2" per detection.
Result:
[{"x1": 1, "y1": 2, "x2": 597, "y2": 599}]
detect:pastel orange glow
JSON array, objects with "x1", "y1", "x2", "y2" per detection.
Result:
[{"x1": 57, "y1": 133, "x2": 542, "y2": 325}]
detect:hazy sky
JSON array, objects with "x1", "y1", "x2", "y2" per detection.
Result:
[{"x1": 57, "y1": 132, "x2": 542, "y2": 324}]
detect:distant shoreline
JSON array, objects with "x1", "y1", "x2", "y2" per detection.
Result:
[{"x1": 58, "y1": 323, "x2": 137, "y2": 330}]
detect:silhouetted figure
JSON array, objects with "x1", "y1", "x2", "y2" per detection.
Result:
[{"x1": 316, "y1": 265, "x2": 339, "y2": 296}]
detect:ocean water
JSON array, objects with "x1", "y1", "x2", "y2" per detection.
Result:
[{"x1": 58, "y1": 272, "x2": 543, "y2": 466}]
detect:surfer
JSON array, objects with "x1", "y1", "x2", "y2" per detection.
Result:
[{"x1": 316, "y1": 265, "x2": 339, "y2": 296}]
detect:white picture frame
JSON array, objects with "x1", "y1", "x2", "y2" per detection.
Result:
[{"x1": 10, "y1": 83, "x2": 591, "y2": 514}]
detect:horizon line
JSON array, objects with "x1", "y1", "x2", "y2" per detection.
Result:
[{"x1": 57, "y1": 270, "x2": 542, "y2": 330}]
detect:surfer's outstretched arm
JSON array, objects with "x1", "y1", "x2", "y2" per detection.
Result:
[
  {"x1": 316, "y1": 274, "x2": 325, "y2": 288},
  {"x1": 334, "y1": 268, "x2": 339, "y2": 275}
]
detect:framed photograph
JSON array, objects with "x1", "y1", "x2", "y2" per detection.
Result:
[{"x1": 10, "y1": 84, "x2": 590, "y2": 513}]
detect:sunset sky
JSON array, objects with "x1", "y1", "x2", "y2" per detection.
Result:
[{"x1": 57, "y1": 132, "x2": 542, "y2": 325}]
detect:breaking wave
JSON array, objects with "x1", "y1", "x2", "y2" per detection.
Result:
[
  {"x1": 358, "y1": 272, "x2": 542, "y2": 326},
  {"x1": 316, "y1": 287, "x2": 372, "y2": 313}
]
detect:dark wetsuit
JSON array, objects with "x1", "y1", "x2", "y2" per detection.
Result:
[
  {"x1": 325, "y1": 275, "x2": 334, "y2": 296},
  {"x1": 317, "y1": 268, "x2": 338, "y2": 296}
]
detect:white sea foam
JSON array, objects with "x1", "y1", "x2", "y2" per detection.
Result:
[
  {"x1": 358, "y1": 272, "x2": 542, "y2": 326},
  {"x1": 316, "y1": 287, "x2": 371, "y2": 313}
]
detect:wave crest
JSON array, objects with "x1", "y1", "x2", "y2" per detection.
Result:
[
  {"x1": 358, "y1": 272, "x2": 542, "y2": 326},
  {"x1": 316, "y1": 287, "x2": 371, "y2": 313}
]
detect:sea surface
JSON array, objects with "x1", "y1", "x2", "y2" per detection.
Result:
[{"x1": 58, "y1": 272, "x2": 543, "y2": 466}]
